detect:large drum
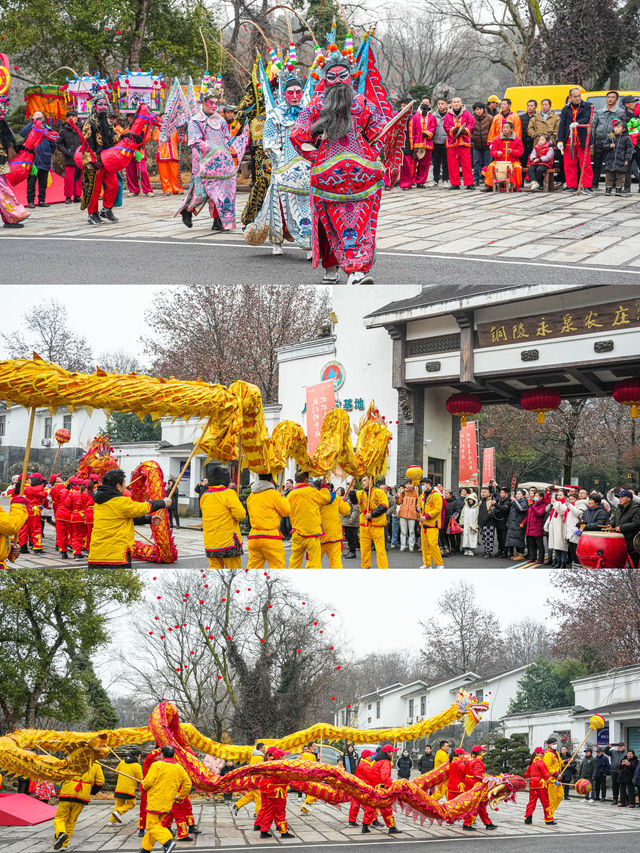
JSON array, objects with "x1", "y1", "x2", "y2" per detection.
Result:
[{"x1": 576, "y1": 530, "x2": 629, "y2": 568}]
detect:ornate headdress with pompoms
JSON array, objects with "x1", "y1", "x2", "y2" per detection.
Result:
[{"x1": 310, "y1": 32, "x2": 361, "y2": 81}]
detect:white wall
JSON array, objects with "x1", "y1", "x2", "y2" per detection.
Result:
[
  {"x1": 572, "y1": 667, "x2": 640, "y2": 709},
  {"x1": 3, "y1": 405, "x2": 107, "y2": 450},
  {"x1": 423, "y1": 387, "x2": 455, "y2": 488}
]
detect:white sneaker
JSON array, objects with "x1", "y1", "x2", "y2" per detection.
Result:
[
  {"x1": 347, "y1": 271, "x2": 374, "y2": 285},
  {"x1": 529, "y1": 181, "x2": 539, "y2": 191},
  {"x1": 399, "y1": 546, "x2": 406, "y2": 552},
  {"x1": 321, "y1": 268, "x2": 340, "y2": 284},
  {"x1": 426, "y1": 180, "x2": 436, "y2": 188},
  {"x1": 272, "y1": 244, "x2": 283, "y2": 255},
  {"x1": 305, "y1": 250, "x2": 313, "y2": 261},
  {"x1": 434, "y1": 564, "x2": 444, "y2": 569},
  {"x1": 442, "y1": 181, "x2": 450, "y2": 188},
  {"x1": 111, "y1": 810, "x2": 122, "y2": 824}
]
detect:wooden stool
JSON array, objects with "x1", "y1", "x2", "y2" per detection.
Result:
[{"x1": 543, "y1": 168, "x2": 557, "y2": 192}]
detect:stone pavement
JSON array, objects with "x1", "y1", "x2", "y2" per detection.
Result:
[
  {"x1": 5, "y1": 181, "x2": 640, "y2": 269},
  {"x1": 0, "y1": 794, "x2": 637, "y2": 852}
]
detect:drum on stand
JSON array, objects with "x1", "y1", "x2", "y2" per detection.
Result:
[{"x1": 576, "y1": 530, "x2": 629, "y2": 568}]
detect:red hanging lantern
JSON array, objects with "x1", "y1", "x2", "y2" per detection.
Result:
[
  {"x1": 612, "y1": 378, "x2": 640, "y2": 419},
  {"x1": 445, "y1": 392, "x2": 482, "y2": 427},
  {"x1": 521, "y1": 387, "x2": 561, "y2": 424}
]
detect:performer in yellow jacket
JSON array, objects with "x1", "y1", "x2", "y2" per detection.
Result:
[
  {"x1": 433, "y1": 740, "x2": 450, "y2": 801},
  {"x1": 201, "y1": 465, "x2": 246, "y2": 568},
  {"x1": 287, "y1": 472, "x2": 332, "y2": 568},
  {"x1": 0, "y1": 494, "x2": 29, "y2": 569},
  {"x1": 319, "y1": 483, "x2": 351, "y2": 568},
  {"x1": 246, "y1": 475, "x2": 291, "y2": 568},
  {"x1": 234, "y1": 743, "x2": 266, "y2": 825},
  {"x1": 54, "y1": 763, "x2": 105, "y2": 849},
  {"x1": 349, "y1": 476, "x2": 389, "y2": 568},
  {"x1": 543, "y1": 736, "x2": 563, "y2": 819},
  {"x1": 140, "y1": 746, "x2": 192, "y2": 853},
  {"x1": 417, "y1": 481, "x2": 444, "y2": 568},
  {"x1": 88, "y1": 469, "x2": 171, "y2": 567},
  {"x1": 109, "y1": 749, "x2": 143, "y2": 824},
  {"x1": 298, "y1": 742, "x2": 320, "y2": 814}
]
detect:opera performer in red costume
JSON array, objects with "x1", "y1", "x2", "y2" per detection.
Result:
[
  {"x1": 290, "y1": 37, "x2": 387, "y2": 286},
  {"x1": 82, "y1": 96, "x2": 121, "y2": 225},
  {"x1": 406, "y1": 100, "x2": 436, "y2": 188}
]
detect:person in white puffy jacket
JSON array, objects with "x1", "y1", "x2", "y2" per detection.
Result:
[{"x1": 460, "y1": 493, "x2": 479, "y2": 556}]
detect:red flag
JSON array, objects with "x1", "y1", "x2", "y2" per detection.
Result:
[
  {"x1": 458, "y1": 423, "x2": 479, "y2": 488},
  {"x1": 482, "y1": 448, "x2": 495, "y2": 487}
]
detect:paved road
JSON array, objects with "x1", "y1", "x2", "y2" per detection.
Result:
[
  {"x1": 2, "y1": 797, "x2": 637, "y2": 853},
  {"x1": 1, "y1": 234, "x2": 635, "y2": 285}
]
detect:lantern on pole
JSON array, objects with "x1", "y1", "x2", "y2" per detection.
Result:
[
  {"x1": 520, "y1": 387, "x2": 561, "y2": 424},
  {"x1": 445, "y1": 392, "x2": 482, "y2": 427},
  {"x1": 612, "y1": 378, "x2": 640, "y2": 419}
]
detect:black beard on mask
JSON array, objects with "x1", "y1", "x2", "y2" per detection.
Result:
[{"x1": 311, "y1": 82, "x2": 354, "y2": 141}]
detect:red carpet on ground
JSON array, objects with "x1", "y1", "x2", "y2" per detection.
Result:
[
  {"x1": 0, "y1": 793, "x2": 56, "y2": 825},
  {"x1": 14, "y1": 171, "x2": 66, "y2": 206}
]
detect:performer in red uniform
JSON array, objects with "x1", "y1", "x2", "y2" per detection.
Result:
[
  {"x1": 50, "y1": 475, "x2": 71, "y2": 558},
  {"x1": 290, "y1": 39, "x2": 387, "y2": 285},
  {"x1": 362, "y1": 745, "x2": 401, "y2": 834},
  {"x1": 483, "y1": 123, "x2": 524, "y2": 190},
  {"x1": 443, "y1": 97, "x2": 475, "y2": 190},
  {"x1": 138, "y1": 745, "x2": 161, "y2": 837},
  {"x1": 348, "y1": 749, "x2": 374, "y2": 826},
  {"x1": 462, "y1": 745, "x2": 497, "y2": 831},
  {"x1": 23, "y1": 472, "x2": 48, "y2": 553},
  {"x1": 68, "y1": 479, "x2": 88, "y2": 559},
  {"x1": 258, "y1": 747, "x2": 294, "y2": 839},
  {"x1": 447, "y1": 748, "x2": 468, "y2": 800},
  {"x1": 407, "y1": 101, "x2": 436, "y2": 187},
  {"x1": 524, "y1": 747, "x2": 555, "y2": 825}
]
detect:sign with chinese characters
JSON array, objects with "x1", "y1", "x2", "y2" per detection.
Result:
[
  {"x1": 477, "y1": 299, "x2": 640, "y2": 348},
  {"x1": 482, "y1": 447, "x2": 495, "y2": 487},
  {"x1": 321, "y1": 361, "x2": 346, "y2": 391},
  {"x1": 305, "y1": 380, "x2": 336, "y2": 456},
  {"x1": 459, "y1": 422, "x2": 479, "y2": 488}
]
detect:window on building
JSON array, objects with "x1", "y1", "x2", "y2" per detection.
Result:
[
  {"x1": 376, "y1": 701, "x2": 381, "y2": 719},
  {"x1": 0, "y1": 415, "x2": 5, "y2": 437},
  {"x1": 408, "y1": 699, "x2": 414, "y2": 718},
  {"x1": 420, "y1": 696, "x2": 426, "y2": 716},
  {"x1": 475, "y1": 689, "x2": 484, "y2": 702},
  {"x1": 428, "y1": 457, "x2": 445, "y2": 485},
  {"x1": 44, "y1": 417, "x2": 52, "y2": 439},
  {"x1": 367, "y1": 704, "x2": 372, "y2": 711},
  {"x1": 63, "y1": 414, "x2": 72, "y2": 432}
]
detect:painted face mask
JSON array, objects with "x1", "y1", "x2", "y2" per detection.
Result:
[
  {"x1": 285, "y1": 85, "x2": 303, "y2": 106},
  {"x1": 325, "y1": 66, "x2": 351, "y2": 87},
  {"x1": 95, "y1": 99, "x2": 109, "y2": 114}
]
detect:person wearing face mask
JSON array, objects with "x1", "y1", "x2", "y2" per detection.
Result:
[
  {"x1": 525, "y1": 490, "x2": 549, "y2": 564},
  {"x1": 251, "y1": 73, "x2": 312, "y2": 257},
  {"x1": 81, "y1": 96, "x2": 121, "y2": 225},
  {"x1": 291, "y1": 43, "x2": 388, "y2": 285},
  {"x1": 406, "y1": 98, "x2": 436, "y2": 188},
  {"x1": 396, "y1": 748, "x2": 413, "y2": 779},
  {"x1": 547, "y1": 487, "x2": 570, "y2": 567},
  {"x1": 431, "y1": 98, "x2": 450, "y2": 186},
  {"x1": 177, "y1": 91, "x2": 250, "y2": 232},
  {"x1": 543, "y1": 737, "x2": 563, "y2": 820}
]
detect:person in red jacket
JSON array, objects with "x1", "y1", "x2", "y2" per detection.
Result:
[
  {"x1": 442, "y1": 97, "x2": 475, "y2": 190},
  {"x1": 483, "y1": 122, "x2": 524, "y2": 190},
  {"x1": 362, "y1": 745, "x2": 402, "y2": 834},
  {"x1": 407, "y1": 100, "x2": 437, "y2": 188},
  {"x1": 23, "y1": 472, "x2": 48, "y2": 553},
  {"x1": 348, "y1": 749, "x2": 375, "y2": 826},
  {"x1": 138, "y1": 745, "x2": 161, "y2": 838},
  {"x1": 462, "y1": 745, "x2": 497, "y2": 831},
  {"x1": 525, "y1": 490, "x2": 550, "y2": 564},
  {"x1": 447, "y1": 748, "x2": 468, "y2": 800},
  {"x1": 524, "y1": 747, "x2": 555, "y2": 825},
  {"x1": 50, "y1": 476, "x2": 72, "y2": 558},
  {"x1": 68, "y1": 478, "x2": 88, "y2": 559},
  {"x1": 258, "y1": 747, "x2": 294, "y2": 839}
]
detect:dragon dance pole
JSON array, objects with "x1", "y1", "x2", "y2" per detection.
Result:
[
  {"x1": 19, "y1": 407, "x2": 37, "y2": 496},
  {"x1": 167, "y1": 416, "x2": 213, "y2": 501}
]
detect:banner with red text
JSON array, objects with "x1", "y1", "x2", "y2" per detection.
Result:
[
  {"x1": 305, "y1": 380, "x2": 336, "y2": 456},
  {"x1": 458, "y1": 423, "x2": 479, "y2": 488},
  {"x1": 482, "y1": 447, "x2": 495, "y2": 487}
]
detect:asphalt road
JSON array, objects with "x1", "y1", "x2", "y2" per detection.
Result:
[
  {"x1": 1, "y1": 235, "x2": 637, "y2": 285},
  {"x1": 66, "y1": 830, "x2": 640, "y2": 853}
]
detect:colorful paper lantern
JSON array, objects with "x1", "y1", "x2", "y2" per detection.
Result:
[
  {"x1": 575, "y1": 779, "x2": 592, "y2": 795},
  {"x1": 406, "y1": 465, "x2": 423, "y2": 485},
  {"x1": 445, "y1": 392, "x2": 482, "y2": 427},
  {"x1": 54, "y1": 427, "x2": 71, "y2": 444},
  {"x1": 520, "y1": 387, "x2": 561, "y2": 424},
  {"x1": 612, "y1": 379, "x2": 640, "y2": 419},
  {"x1": 589, "y1": 714, "x2": 605, "y2": 731}
]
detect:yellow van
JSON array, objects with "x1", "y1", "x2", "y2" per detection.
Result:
[
  {"x1": 503, "y1": 85, "x2": 585, "y2": 112},
  {"x1": 585, "y1": 89, "x2": 640, "y2": 110}
]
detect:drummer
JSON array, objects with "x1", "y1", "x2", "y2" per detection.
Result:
[{"x1": 606, "y1": 489, "x2": 640, "y2": 567}]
